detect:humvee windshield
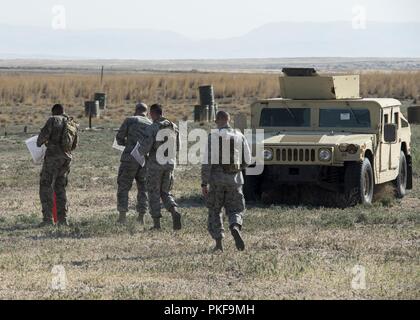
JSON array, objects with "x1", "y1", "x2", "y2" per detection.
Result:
[
  {"x1": 260, "y1": 108, "x2": 310, "y2": 127},
  {"x1": 319, "y1": 108, "x2": 371, "y2": 128}
]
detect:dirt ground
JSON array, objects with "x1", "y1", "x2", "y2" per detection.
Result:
[{"x1": 0, "y1": 124, "x2": 419, "y2": 300}]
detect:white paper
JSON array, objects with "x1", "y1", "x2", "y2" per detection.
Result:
[
  {"x1": 340, "y1": 113, "x2": 351, "y2": 121},
  {"x1": 130, "y1": 142, "x2": 146, "y2": 167},
  {"x1": 25, "y1": 135, "x2": 46, "y2": 165},
  {"x1": 112, "y1": 138, "x2": 125, "y2": 152}
]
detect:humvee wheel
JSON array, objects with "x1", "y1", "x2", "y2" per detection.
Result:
[
  {"x1": 345, "y1": 159, "x2": 374, "y2": 206},
  {"x1": 394, "y1": 151, "x2": 408, "y2": 199}
]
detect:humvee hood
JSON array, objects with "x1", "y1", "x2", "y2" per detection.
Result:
[{"x1": 263, "y1": 132, "x2": 374, "y2": 146}]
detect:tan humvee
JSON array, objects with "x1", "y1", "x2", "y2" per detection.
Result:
[{"x1": 244, "y1": 68, "x2": 412, "y2": 206}]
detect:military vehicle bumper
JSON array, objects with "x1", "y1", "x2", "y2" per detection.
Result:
[{"x1": 261, "y1": 164, "x2": 346, "y2": 191}]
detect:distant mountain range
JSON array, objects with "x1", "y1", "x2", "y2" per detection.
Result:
[{"x1": 0, "y1": 22, "x2": 419, "y2": 59}]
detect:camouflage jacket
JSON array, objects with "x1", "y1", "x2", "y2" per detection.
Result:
[
  {"x1": 37, "y1": 114, "x2": 78, "y2": 160},
  {"x1": 116, "y1": 115, "x2": 152, "y2": 162},
  {"x1": 201, "y1": 125, "x2": 252, "y2": 187},
  {"x1": 138, "y1": 117, "x2": 180, "y2": 169}
]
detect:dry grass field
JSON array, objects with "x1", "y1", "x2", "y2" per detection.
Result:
[
  {"x1": 0, "y1": 70, "x2": 419, "y2": 300},
  {"x1": 0, "y1": 71, "x2": 419, "y2": 129}
]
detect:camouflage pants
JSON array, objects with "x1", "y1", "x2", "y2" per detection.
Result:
[
  {"x1": 39, "y1": 157, "x2": 71, "y2": 222},
  {"x1": 146, "y1": 163, "x2": 178, "y2": 219},
  {"x1": 117, "y1": 160, "x2": 148, "y2": 215},
  {"x1": 207, "y1": 184, "x2": 245, "y2": 240}
]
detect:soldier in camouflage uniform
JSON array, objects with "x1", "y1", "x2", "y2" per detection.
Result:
[
  {"x1": 137, "y1": 104, "x2": 182, "y2": 231},
  {"x1": 37, "y1": 104, "x2": 78, "y2": 227},
  {"x1": 116, "y1": 103, "x2": 152, "y2": 224},
  {"x1": 201, "y1": 111, "x2": 251, "y2": 251}
]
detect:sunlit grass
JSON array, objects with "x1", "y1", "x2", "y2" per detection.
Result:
[{"x1": 0, "y1": 125, "x2": 418, "y2": 299}]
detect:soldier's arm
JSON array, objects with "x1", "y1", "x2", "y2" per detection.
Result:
[
  {"x1": 241, "y1": 135, "x2": 252, "y2": 170},
  {"x1": 201, "y1": 134, "x2": 212, "y2": 186},
  {"x1": 71, "y1": 130, "x2": 79, "y2": 151},
  {"x1": 138, "y1": 124, "x2": 156, "y2": 156},
  {"x1": 116, "y1": 119, "x2": 128, "y2": 146},
  {"x1": 36, "y1": 118, "x2": 53, "y2": 147}
]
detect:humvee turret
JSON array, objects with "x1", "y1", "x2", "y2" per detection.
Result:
[{"x1": 244, "y1": 68, "x2": 412, "y2": 206}]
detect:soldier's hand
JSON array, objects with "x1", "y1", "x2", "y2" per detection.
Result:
[{"x1": 202, "y1": 186, "x2": 209, "y2": 197}]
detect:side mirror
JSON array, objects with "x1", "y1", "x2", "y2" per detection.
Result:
[{"x1": 384, "y1": 123, "x2": 397, "y2": 143}]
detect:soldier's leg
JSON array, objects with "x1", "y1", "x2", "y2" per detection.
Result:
[
  {"x1": 207, "y1": 185, "x2": 225, "y2": 240},
  {"x1": 54, "y1": 159, "x2": 70, "y2": 224},
  {"x1": 225, "y1": 186, "x2": 246, "y2": 251},
  {"x1": 224, "y1": 186, "x2": 245, "y2": 229},
  {"x1": 39, "y1": 158, "x2": 57, "y2": 224},
  {"x1": 135, "y1": 165, "x2": 148, "y2": 223},
  {"x1": 161, "y1": 168, "x2": 181, "y2": 230},
  {"x1": 160, "y1": 168, "x2": 178, "y2": 212},
  {"x1": 117, "y1": 161, "x2": 137, "y2": 216},
  {"x1": 146, "y1": 165, "x2": 163, "y2": 228}
]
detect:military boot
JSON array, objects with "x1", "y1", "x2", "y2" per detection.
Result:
[
  {"x1": 231, "y1": 224, "x2": 245, "y2": 251},
  {"x1": 117, "y1": 212, "x2": 127, "y2": 224},
  {"x1": 57, "y1": 213, "x2": 69, "y2": 227},
  {"x1": 169, "y1": 207, "x2": 182, "y2": 231},
  {"x1": 38, "y1": 219, "x2": 53, "y2": 228},
  {"x1": 57, "y1": 219, "x2": 69, "y2": 227},
  {"x1": 213, "y1": 238, "x2": 224, "y2": 252},
  {"x1": 150, "y1": 218, "x2": 161, "y2": 230}
]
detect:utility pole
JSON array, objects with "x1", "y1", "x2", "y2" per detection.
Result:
[
  {"x1": 89, "y1": 107, "x2": 92, "y2": 130},
  {"x1": 100, "y1": 66, "x2": 104, "y2": 89}
]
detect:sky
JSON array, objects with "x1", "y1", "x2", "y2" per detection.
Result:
[{"x1": 1, "y1": 0, "x2": 419, "y2": 39}]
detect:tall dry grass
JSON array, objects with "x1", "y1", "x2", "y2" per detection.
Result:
[
  {"x1": 0, "y1": 71, "x2": 419, "y2": 126},
  {"x1": 360, "y1": 71, "x2": 420, "y2": 100},
  {"x1": 1, "y1": 71, "x2": 418, "y2": 107},
  {"x1": 0, "y1": 73, "x2": 280, "y2": 107}
]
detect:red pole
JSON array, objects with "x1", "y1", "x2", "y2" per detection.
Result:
[{"x1": 52, "y1": 192, "x2": 58, "y2": 224}]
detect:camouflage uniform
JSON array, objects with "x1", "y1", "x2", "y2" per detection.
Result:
[
  {"x1": 138, "y1": 117, "x2": 179, "y2": 219},
  {"x1": 37, "y1": 115, "x2": 78, "y2": 223},
  {"x1": 116, "y1": 115, "x2": 152, "y2": 216},
  {"x1": 202, "y1": 126, "x2": 251, "y2": 240}
]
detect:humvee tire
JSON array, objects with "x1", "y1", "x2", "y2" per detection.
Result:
[
  {"x1": 394, "y1": 151, "x2": 408, "y2": 198},
  {"x1": 243, "y1": 173, "x2": 262, "y2": 203},
  {"x1": 344, "y1": 158, "x2": 374, "y2": 206}
]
